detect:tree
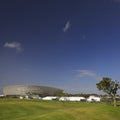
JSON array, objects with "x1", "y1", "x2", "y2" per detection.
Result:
[{"x1": 96, "y1": 77, "x2": 120, "y2": 107}]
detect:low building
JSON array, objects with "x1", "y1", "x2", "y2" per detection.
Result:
[
  {"x1": 42, "y1": 96, "x2": 58, "y2": 100},
  {"x1": 59, "y1": 96, "x2": 86, "y2": 102},
  {"x1": 87, "y1": 96, "x2": 101, "y2": 102}
]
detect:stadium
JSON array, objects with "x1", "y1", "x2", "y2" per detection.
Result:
[{"x1": 3, "y1": 85, "x2": 63, "y2": 97}]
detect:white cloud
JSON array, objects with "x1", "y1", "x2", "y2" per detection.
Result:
[
  {"x1": 105, "y1": 0, "x2": 120, "y2": 3},
  {"x1": 113, "y1": 0, "x2": 120, "y2": 3},
  {"x1": 63, "y1": 21, "x2": 71, "y2": 32},
  {"x1": 4, "y1": 42, "x2": 23, "y2": 52},
  {"x1": 76, "y1": 70, "x2": 101, "y2": 80},
  {"x1": 82, "y1": 35, "x2": 86, "y2": 40},
  {"x1": 23, "y1": 68, "x2": 31, "y2": 72}
]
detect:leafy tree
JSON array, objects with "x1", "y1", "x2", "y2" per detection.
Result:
[{"x1": 96, "y1": 77, "x2": 120, "y2": 107}]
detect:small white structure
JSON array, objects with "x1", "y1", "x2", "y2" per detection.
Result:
[
  {"x1": 0, "y1": 94, "x2": 5, "y2": 98},
  {"x1": 87, "y1": 96, "x2": 101, "y2": 102},
  {"x1": 25, "y1": 95, "x2": 29, "y2": 99},
  {"x1": 32, "y1": 96, "x2": 41, "y2": 100},
  {"x1": 59, "y1": 97, "x2": 86, "y2": 102},
  {"x1": 69, "y1": 97, "x2": 86, "y2": 101},
  {"x1": 19, "y1": 96, "x2": 23, "y2": 99},
  {"x1": 59, "y1": 97, "x2": 69, "y2": 101},
  {"x1": 42, "y1": 96, "x2": 58, "y2": 100}
]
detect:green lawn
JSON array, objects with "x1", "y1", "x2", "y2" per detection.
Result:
[{"x1": 0, "y1": 99, "x2": 120, "y2": 120}]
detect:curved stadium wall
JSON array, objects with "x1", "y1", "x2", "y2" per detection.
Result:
[{"x1": 3, "y1": 85, "x2": 63, "y2": 97}]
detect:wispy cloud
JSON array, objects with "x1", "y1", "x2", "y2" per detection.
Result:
[
  {"x1": 82, "y1": 35, "x2": 86, "y2": 40},
  {"x1": 76, "y1": 70, "x2": 101, "y2": 80},
  {"x1": 104, "y1": 0, "x2": 120, "y2": 4},
  {"x1": 63, "y1": 21, "x2": 71, "y2": 32},
  {"x1": 113, "y1": 0, "x2": 120, "y2": 3},
  {"x1": 4, "y1": 42, "x2": 23, "y2": 52},
  {"x1": 23, "y1": 68, "x2": 31, "y2": 72},
  {"x1": 106, "y1": 0, "x2": 120, "y2": 3}
]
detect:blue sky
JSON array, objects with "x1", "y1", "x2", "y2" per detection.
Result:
[{"x1": 1, "y1": 0, "x2": 120, "y2": 94}]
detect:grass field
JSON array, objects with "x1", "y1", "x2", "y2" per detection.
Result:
[{"x1": 0, "y1": 99, "x2": 120, "y2": 120}]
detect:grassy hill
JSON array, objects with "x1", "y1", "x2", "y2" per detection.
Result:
[{"x1": 0, "y1": 99, "x2": 120, "y2": 120}]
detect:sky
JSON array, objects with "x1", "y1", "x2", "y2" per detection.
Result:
[{"x1": 1, "y1": 0, "x2": 120, "y2": 94}]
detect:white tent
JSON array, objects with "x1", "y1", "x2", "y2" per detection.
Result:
[
  {"x1": 87, "y1": 96, "x2": 101, "y2": 102},
  {"x1": 59, "y1": 97, "x2": 69, "y2": 101},
  {"x1": 59, "y1": 97, "x2": 86, "y2": 102},
  {"x1": 0, "y1": 94, "x2": 4, "y2": 97},
  {"x1": 68, "y1": 97, "x2": 86, "y2": 101},
  {"x1": 42, "y1": 96, "x2": 58, "y2": 100}
]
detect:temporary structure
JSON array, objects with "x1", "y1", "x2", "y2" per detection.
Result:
[
  {"x1": 42, "y1": 96, "x2": 58, "y2": 100},
  {"x1": 59, "y1": 96, "x2": 86, "y2": 101},
  {"x1": 87, "y1": 96, "x2": 101, "y2": 102}
]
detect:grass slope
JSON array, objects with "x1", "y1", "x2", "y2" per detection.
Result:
[{"x1": 0, "y1": 99, "x2": 120, "y2": 120}]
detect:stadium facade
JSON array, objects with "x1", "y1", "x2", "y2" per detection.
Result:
[{"x1": 3, "y1": 85, "x2": 63, "y2": 97}]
